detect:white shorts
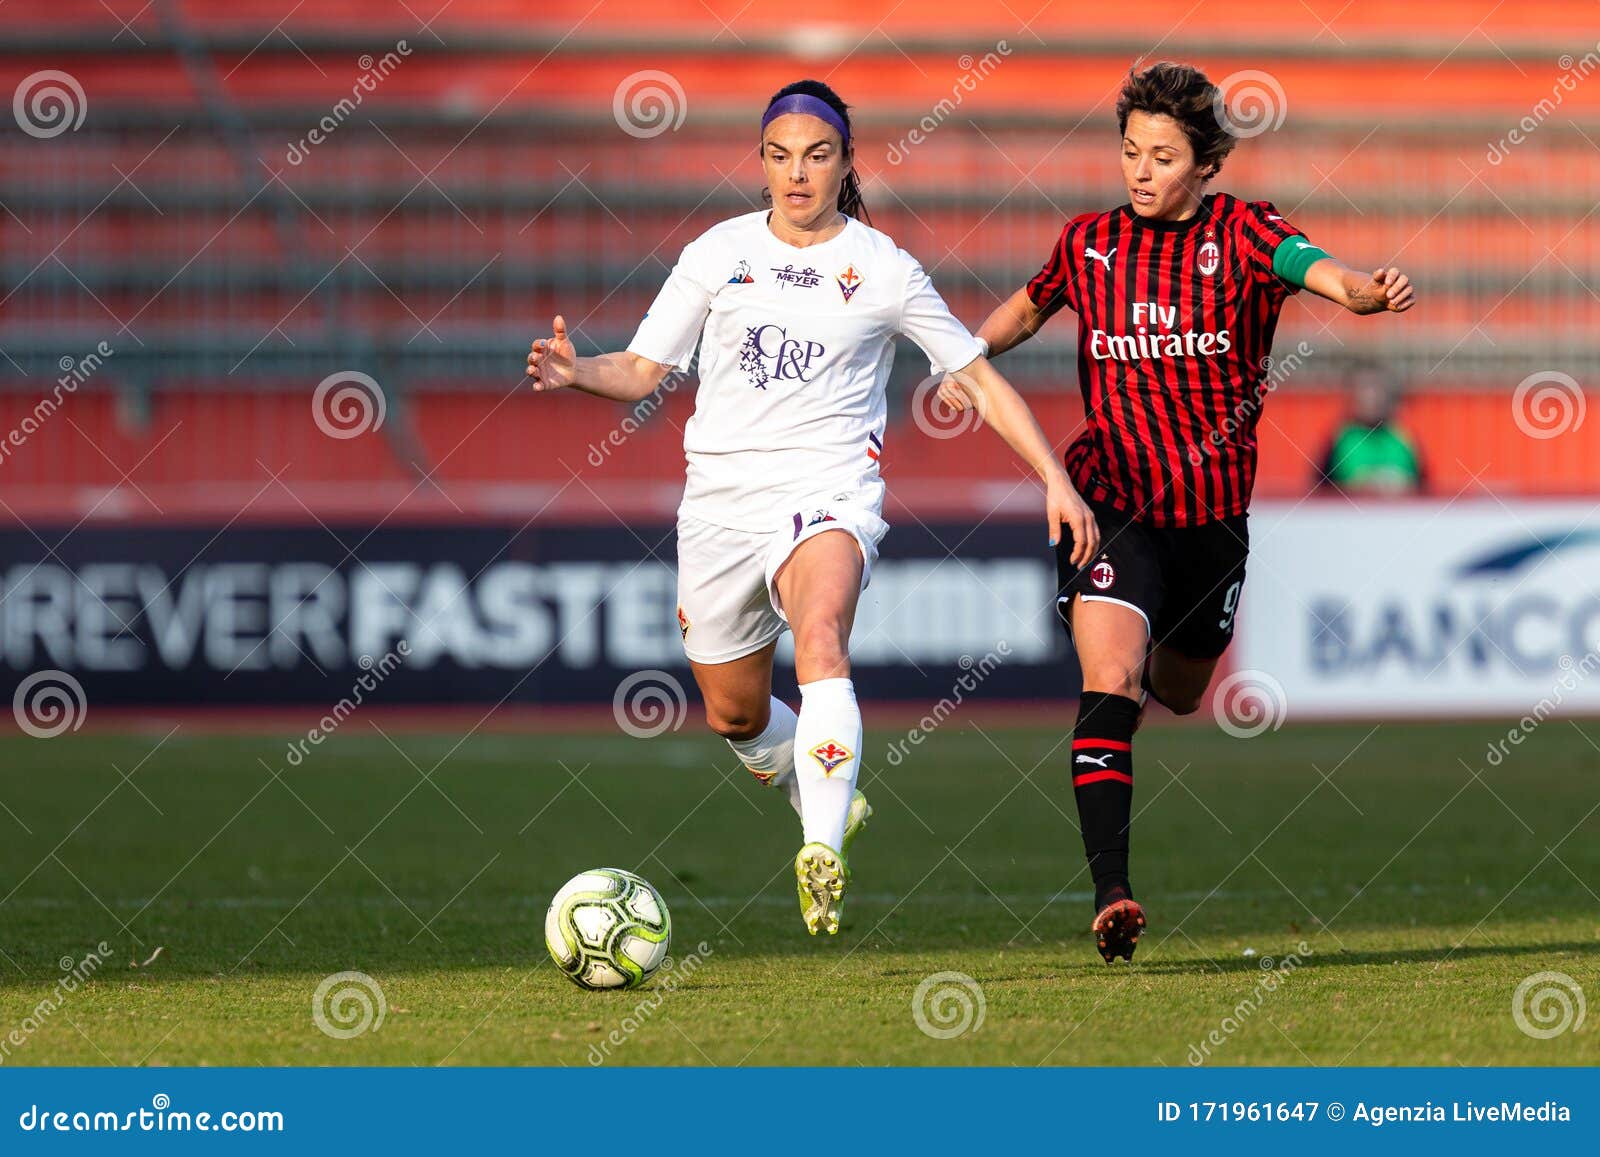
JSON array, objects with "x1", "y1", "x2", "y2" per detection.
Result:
[{"x1": 675, "y1": 496, "x2": 890, "y2": 665}]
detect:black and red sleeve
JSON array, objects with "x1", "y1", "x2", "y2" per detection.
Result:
[
  {"x1": 1024, "y1": 221, "x2": 1084, "y2": 322},
  {"x1": 1235, "y1": 199, "x2": 1309, "y2": 295}
]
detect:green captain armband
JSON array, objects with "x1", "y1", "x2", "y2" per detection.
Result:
[{"x1": 1271, "y1": 236, "x2": 1331, "y2": 288}]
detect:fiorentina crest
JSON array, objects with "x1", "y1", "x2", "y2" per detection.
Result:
[
  {"x1": 835, "y1": 264, "x2": 862, "y2": 303},
  {"x1": 809, "y1": 739, "x2": 853, "y2": 775}
]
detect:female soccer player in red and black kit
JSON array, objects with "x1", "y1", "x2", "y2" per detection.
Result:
[{"x1": 939, "y1": 62, "x2": 1415, "y2": 962}]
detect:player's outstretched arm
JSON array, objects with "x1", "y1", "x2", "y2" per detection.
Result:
[
  {"x1": 934, "y1": 288, "x2": 1048, "y2": 411},
  {"x1": 1302, "y1": 260, "x2": 1416, "y2": 315},
  {"x1": 943, "y1": 356, "x2": 1100, "y2": 566},
  {"x1": 526, "y1": 315, "x2": 674, "y2": 402},
  {"x1": 977, "y1": 287, "x2": 1050, "y2": 356}
]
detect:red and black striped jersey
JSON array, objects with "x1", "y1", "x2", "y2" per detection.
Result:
[{"x1": 1025, "y1": 192, "x2": 1307, "y2": 527}]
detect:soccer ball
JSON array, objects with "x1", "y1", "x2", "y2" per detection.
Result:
[{"x1": 544, "y1": 868, "x2": 672, "y2": 990}]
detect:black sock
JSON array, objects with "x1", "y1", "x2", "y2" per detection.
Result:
[{"x1": 1071, "y1": 690, "x2": 1141, "y2": 911}]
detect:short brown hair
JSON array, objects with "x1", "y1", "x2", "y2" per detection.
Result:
[{"x1": 1115, "y1": 61, "x2": 1236, "y2": 178}]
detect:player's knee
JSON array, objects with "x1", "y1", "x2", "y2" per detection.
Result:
[
  {"x1": 1147, "y1": 670, "x2": 1209, "y2": 715},
  {"x1": 703, "y1": 700, "x2": 764, "y2": 741},
  {"x1": 1160, "y1": 689, "x2": 1204, "y2": 716}
]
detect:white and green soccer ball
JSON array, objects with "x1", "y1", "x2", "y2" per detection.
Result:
[{"x1": 545, "y1": 868, "x2": 672, "y2": 990}]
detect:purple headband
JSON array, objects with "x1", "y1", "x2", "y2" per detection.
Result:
[{"x1": 760, "y1": 93, "x2": 850, "y2": 147}]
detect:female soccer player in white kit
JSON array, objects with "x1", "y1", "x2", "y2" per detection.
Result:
[{"x1": 527, "y1": 80, "x2": 1098, "y2": 936}]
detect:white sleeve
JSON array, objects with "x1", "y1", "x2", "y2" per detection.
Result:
[
  {"x1": 897, "y1": 252, "x2": 984, "y2": 375},
  {"x1": 626, "y1": 242, "x2": 714, "y2": 372}
]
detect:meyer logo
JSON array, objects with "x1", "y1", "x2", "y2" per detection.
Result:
[
  {"x1": 736, "y1": 323, "x2": 826, "y2": 389},
  {"x1": 771, "y1": 264, "x2": 822, "y2": 289},
  {"x1": 1088, "y1": 301, "x2": 1232, "y2": 363}
]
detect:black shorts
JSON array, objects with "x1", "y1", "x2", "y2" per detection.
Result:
[{"x1": 1055, "y1": 498, "x2": 1250, "y2": 661}]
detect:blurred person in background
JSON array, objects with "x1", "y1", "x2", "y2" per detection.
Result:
[{"x1": 1315, "y1": 360, "x2": 1425, "y2": 495}]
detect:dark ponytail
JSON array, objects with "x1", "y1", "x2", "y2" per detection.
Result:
[{"x1": 760, "y1": 79, "x2": 871, "y2": 225}]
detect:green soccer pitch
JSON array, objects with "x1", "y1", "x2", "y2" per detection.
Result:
[{"x1": 0, "y1": 720, "x2": 1595, "y2": 1066}]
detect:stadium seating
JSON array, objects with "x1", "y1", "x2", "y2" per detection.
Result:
[{"x1": 2, "y1": 0, "x2": 1596, "y2": 519}]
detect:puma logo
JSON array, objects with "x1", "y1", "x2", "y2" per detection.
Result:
[
  {"x1": 1085, "y1": 246, "x2": 1116, "y2": 270},
  {"x1": 1075, "y1": 752, "x2": 1114, "y2": 767}
]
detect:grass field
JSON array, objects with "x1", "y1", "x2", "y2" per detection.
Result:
[{"x1": 0, "y1": 718, "x2": 1596, "y2": 1066}]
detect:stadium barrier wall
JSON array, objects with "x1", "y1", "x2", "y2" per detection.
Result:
[
  {"x1": 0, "y1": 520, "x2": 1075, "y2": 710},
  {"x1": 6, "y1": 500, "x2": 1596, "y2": 719},
  {"x1": 1235, "y1": 498, "x2": 1600, "y2": 718}
]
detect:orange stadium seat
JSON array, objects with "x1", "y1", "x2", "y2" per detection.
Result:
[{"x1": 1, "y1": 1, "x2": 1595, "y2": 519}]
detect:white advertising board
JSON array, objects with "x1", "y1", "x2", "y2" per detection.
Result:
[{"x1": 1235, "y1": 498, "x2": 1600, "y2": 717}]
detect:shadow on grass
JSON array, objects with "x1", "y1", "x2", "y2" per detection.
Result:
[{"x1": 1125, "y1": 938, "x2": 1600, "y2": 976}]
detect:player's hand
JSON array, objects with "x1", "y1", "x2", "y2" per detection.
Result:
[
  {"x1": 527, "y1": 315, "x2": 578, "y2": 391},
  {"x1": 1367, "y1": 267, "x2": 1415, "y2": 313},
  {"x1": 935, "y1": 372, "x2": 970, "y2": 414},
  {"x1": 1048, "y1": 468, "x2": 1099, "y2": 566}
]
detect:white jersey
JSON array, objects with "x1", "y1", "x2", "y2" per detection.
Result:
[{"x1": 627, "y1": 210, "x2": 984, "y2": 532}]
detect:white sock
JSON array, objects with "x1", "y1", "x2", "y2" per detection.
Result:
[
  {"x1": 793, "y1": 677, "x2": 862, "y2": 851},
  {"x1": 726, "y1": 697, "x2": 803, "y2": 818}
]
